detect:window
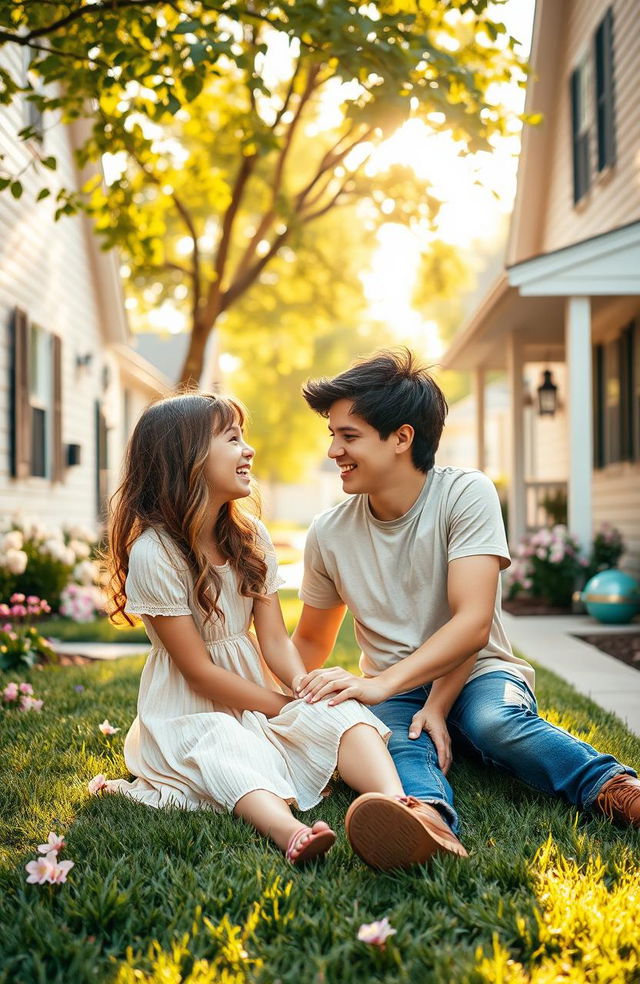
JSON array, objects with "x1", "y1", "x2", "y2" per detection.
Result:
[
  {"x1": 570, "y1": 7, "x2": 616, "y2": 205},
  {"x1": 594, "y1": 8, "x2": 616, "y2": 171},
  {"x1": 29, "y1": 324, "x2": 52, "y2": 477},
  {"x1": 9, "y1": 308, "x2": 63, "y2": 481},
  {"x1": 22, "y1": 48, "x2": 44, "y2": 143},
  {"x1": 570, "y1": 55, "x2": 591, "y2": 203},
  {"x1": 593, "y1": 323, "x2": 639, "y2": 469}
]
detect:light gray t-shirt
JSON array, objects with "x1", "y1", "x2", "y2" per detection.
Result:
[{"x1": 300, "y1": 466, "x2": 534, "y2": 692}]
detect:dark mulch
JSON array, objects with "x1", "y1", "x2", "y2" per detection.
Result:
[
  {"x1": 575, "y1": 631, "x2": 640, "y2": 671},
  {"x1": 502, "y1": 597, "x2": 574, "y2": 616}
]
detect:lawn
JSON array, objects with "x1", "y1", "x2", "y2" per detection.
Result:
[{"x1": 1, "y1": 597, "x2": 639, "y2": 983}]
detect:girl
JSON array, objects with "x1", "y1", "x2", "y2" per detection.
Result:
[{"x1": 101, "y1": 392, "x2": 409, "y2": 865}]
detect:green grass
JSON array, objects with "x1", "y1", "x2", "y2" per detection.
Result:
[
  {"x1": 1, "y1": 604, "x2": 640, "y2": 983},
  {"x1": 42, "y1": 617, "x2": 148, "y2": 644}
]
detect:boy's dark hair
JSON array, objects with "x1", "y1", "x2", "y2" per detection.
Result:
[{"x1": 302, "y1": 348, "x2": 448, "y2": 474}]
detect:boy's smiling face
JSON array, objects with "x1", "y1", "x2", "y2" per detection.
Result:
[{"x1": 327, "y1": 399, "x2": 399, "y2": 495}]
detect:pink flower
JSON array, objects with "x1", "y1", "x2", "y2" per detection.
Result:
[
  {"x1": 19, "y1": 682, "x2": 34, "y2": 695},
  {"x1": 9, "y1": 593, "x2": 25, "y2": 603},
  {"x1": 19, "y1": 696, "x2": 43, "y2": 712},
  {"x1": 26, "y1": 596, "x2": 40, "y2": 605},
  {"x1": 25, "y1": 854, "x2": 57, "y2": 885},
  {"x1": 98, "y1": 719, "x2": 120, "y2": 735},
  {"x1": 357, "y1": 917, "x2": 397, "y2": 947},
  {"x1": 50, "y1": 859, "x2": 74, "y2": 884},
  {"x1": 10, "y1": 604, "x2": 27, "y2": 617},
  {"x1": 38, "y1": 832, "x2": 66, "y2": 855},
  {"x1": 3, "y1": 682, "x2": 19, "y2": 702},
  {"x1": 88, "y1": 774, "x2": 107, "y2": 794}
]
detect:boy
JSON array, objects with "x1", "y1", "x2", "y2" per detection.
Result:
[{"x1": 292, "y1": 349, "x2": 640, "y2": 870}]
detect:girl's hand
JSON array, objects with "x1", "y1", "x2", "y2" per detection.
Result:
[
  {"x1": 291, "y1": 673, "x2": 306, "y2": 699},
  {"x1": 296, "y1": 667, "x2": 388, "y2": 707}
]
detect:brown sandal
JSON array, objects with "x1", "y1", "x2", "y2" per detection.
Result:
[{"x1": 345, "y1": 793, "x2": 468, "y2": 870}]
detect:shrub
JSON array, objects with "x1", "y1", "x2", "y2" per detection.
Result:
[
  {"x1": 0, "y1": 594, "x2": 55, "y2": 671},
  {"x1": 587, "y1": 522, "x2": 625, "y2": 578},
  {"x1": 0, "y1": 516, "x2": 100, "y2": 611},
  {"x1": 504, "y1": 525, "x2": 588, "y2": 607}
]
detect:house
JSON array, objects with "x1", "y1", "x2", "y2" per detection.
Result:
[
  {"x1": 440, "y1": 0, "x2": 640, "y2": 575},
  {"x1": 0, "y1": 46, "x2": 171, "y2": 530}
]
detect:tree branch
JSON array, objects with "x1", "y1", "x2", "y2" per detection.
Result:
[
  {"x1": 230, "y1": 61, "x2": 320, "y2": 283},
  {"x1": 221, "y1": 227, "x2": 290, "y2": 311},
  {"x1": 5, "y1": 0, "x2": 162, "y2": 41}
]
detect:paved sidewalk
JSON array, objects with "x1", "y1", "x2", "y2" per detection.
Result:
[
  {"x1": 52, "y1": 640, "x2": 149, "y2": 661},
  {"x1": 502, "y1": 612, "x2": 640, "y2": 736}
]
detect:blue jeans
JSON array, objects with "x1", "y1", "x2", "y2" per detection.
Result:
[{"x1": 371, "y1": 671, "x2": 635, "y2": 834}]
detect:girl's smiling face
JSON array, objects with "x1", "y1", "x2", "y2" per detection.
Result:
[{"x1": 204, "y1": 416, "x2": 254, "y2": 503}]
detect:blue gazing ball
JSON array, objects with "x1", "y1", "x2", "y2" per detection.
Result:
[{"x1": 581, "y1": 569, "x2": 640, "y2": 624}]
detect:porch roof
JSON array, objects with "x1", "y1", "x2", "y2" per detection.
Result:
[{"x1": 441, "y1": 221, "x2": 640, "y2": 371}]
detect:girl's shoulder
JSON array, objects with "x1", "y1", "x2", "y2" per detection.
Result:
[{"x1": 129, "y1": 527, "x2": 188, "y2": 571}]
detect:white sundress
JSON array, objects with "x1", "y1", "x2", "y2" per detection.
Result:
[{"x1": 105, "y1": 522, "x2": 390, "y2": 812}]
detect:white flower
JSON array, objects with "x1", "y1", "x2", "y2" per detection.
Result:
[
  {"x1": 2, "y1": 530, "x2": 23, "y2": 551},
  {"x1": 74, "y1": 560, "x2": 97, "y2": 586},
  {"x1": 357, "y1": 917, "x2": 397, "y2": 947},
  {"x1": 4, "y1": 549, "x2": 28, "y2": 575},
  {"x1": 68, "y1": 539, "x2": 91, "y2": 560}
]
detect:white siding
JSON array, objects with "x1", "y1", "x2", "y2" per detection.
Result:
[
  {"x1": 541, "y1": 0, "x2": 640, "y2": 254},
  {"x1": 593, "y1": 465, "x2": 640, "y2": 577},
  {"x1": 0, "y1": 46, "x2": 166, "y2": 530}
]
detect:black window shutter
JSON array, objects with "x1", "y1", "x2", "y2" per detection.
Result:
[
  {"x1": 595, "y1": 8, "x2": 616, "y2": 171},
  {"x1": 570, "y1": 68, "x2": 590, "y2": 203},
  {"x1": 52, "y1": 334, "x2": 63, "y2": 482},
  {"x1": 9, "y1": 308, "x2": 32, "y2": 479}
]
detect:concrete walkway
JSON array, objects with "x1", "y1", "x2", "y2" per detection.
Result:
[
  {"x1": 52, "y1": 640, "x2": 150, "y2": 661},
  {"x1": 502, "y1": 612, "x2": 640, "y2": 736}
]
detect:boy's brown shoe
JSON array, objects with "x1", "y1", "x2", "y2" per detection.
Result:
[
  {"x1": 345, "y1": 793, "x2": 468, "y2": 870},
  {"x1": 594, "y1": 774, "x2": 640, "y2": 828}
]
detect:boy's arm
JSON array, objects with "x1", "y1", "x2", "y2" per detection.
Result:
[
  {"x1": 292, "y1": 603, "x2": 347, "y2": 671},
  {"x1": 408, "y1": 654, "x2": 477, "y2": 774},
  {"x1": 297, "y1": 554, "x2": 499, "y2": 705}
]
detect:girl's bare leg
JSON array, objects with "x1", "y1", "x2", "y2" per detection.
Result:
[
  {"x1": 337, "y1": 723, "x2": 405, "y2": 796},
  {"x1": 233, "y1": 789, "x2": 330, "y2": 855}
]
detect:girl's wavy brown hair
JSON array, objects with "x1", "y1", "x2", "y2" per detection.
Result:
[{"x1": 107, "y1": 393, "x2": 268, "y2": 625}]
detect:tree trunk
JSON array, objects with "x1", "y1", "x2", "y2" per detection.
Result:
[{"x1": 177, "y1": 314, "x2": 217, "y2": 389}]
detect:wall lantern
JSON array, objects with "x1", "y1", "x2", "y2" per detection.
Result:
[{"x1": 537, "y1": 369, "x2": 558, "y2": 417}]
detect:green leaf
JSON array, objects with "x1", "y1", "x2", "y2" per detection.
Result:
[
  {"x1": 10, "y1": 180, "x2": 23, "y2": 199},
  {"x1": 174, "y1": 20, "x2": 202, "y2": 35},
  {"x1": 0, "y1": 177, "x2": 11, "y2": 190},
  {"x1": 36, "y1": 188, "x2": 51, "y2": 201},
  {"x1": 183, "y1": 74, "x2": 204, "y2": 101},
  {"x1": 189, "y1": 42, "x2": 207, "y2": 65},
  {"x1": 41, "y1": 156, "x2": 57, "y2": 170},
  {"x1": 166, "y1": 93, "x2": 181, "y2": 116}
]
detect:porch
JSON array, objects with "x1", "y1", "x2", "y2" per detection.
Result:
[{"x1": 441, "y1": 221, "x2": 640, "y2": 556}]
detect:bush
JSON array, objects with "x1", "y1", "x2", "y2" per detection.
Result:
[
  {"x1": 0, "y1": 516, "x2": 100, "y2": 611},
  {"x1": 0, "y1": 593, "x2": 55, "y2": 671},
  {"x1": 587, "y1": 522, "x2": 625, "y2": 579},
  {"x1": 504, "y1": 522, "x2": 626, "y2": 607},
  {"x1": 504, "y1": 525, "x2": 588, "y2": 607}
]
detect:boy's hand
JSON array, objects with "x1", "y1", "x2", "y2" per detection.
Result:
[
  {"x1": 296, "y1": 667, "x2": 388, "y2": 706},
  {"x1": 408, "y1": 703, "x2": 452, "y2": 774}
]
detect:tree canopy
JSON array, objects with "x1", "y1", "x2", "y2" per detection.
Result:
[{"x1": 0, "y1": 1, "x2": 525, "y2": 385}]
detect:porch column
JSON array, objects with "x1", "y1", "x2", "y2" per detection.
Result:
[
  {"x1": 507, "y1": 331, "x2": 526, "y2": 546},
  {"x1": 566, "y1": 296, "x2": 593, "y2": 550},
  {"x1": 473, "y1": 367, "x2": 486, "y2": 472}
]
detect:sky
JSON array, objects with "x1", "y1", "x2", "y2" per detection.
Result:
[{"x1": 361, "y1": 0, "x2": 537, "y2": 353}]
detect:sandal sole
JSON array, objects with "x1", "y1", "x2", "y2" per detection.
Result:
[{"x1": 345, "y1": 795, "x2": 464, "y2": 870}]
